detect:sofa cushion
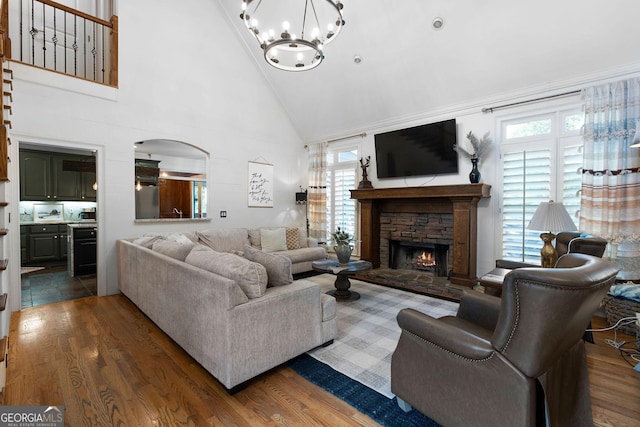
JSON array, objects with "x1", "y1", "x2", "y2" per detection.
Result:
[
  {"x1": 248, "y1": 227, "x2": 310, "y2": 249},
  {"x1": 185, "y1": 245, "x2": 268, "y2": 299},
  {"x1": 152, "y1": 240, "x2": 194, "y2": 261},
  {"x1": 275, "y1": 246, "x2": 327, "y2": 264},
  {"x1": 198, "y1": 228, "x2": 249, "y2": 253},
  {"x1": 297, "y1": 227, "x2": 309, "y2": 248},
  {"x1": 260, "y1": 228, "x2": 288, "y2": 252},
  {"x1": 243, "y1": 245, "x2": 293, "y2": 287},
  {"x1": 286, "y1": 228, "x2": 301, "y2": 250}
]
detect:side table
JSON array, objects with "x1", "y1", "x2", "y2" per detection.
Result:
[
  {"x1": 312, "y1": 259, "x2": 372, "y2": 301},
  {"x1": 478, "y1": 267, "x2": 510, "y2": 297}
]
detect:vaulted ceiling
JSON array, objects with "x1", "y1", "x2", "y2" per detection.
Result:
[{"x1": 217, "y1": 0, "x2": 640, "y2": 142}]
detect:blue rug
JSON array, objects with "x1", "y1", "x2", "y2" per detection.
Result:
[{"x1": 289, "y1": 353, "x2": 441, "y2": 427}]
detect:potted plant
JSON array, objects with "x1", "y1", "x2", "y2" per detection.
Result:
[{"x1": 332, "y1": 227, "x2": 354, "y2": 265}]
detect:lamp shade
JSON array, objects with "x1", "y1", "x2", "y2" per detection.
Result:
[{"x1": 527, "y1": 201, "x2": 577, "y2": 233}]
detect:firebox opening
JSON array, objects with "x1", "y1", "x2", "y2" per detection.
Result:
[{"x1": 389, "y1": 240, "x2": 449, "y2": 277}]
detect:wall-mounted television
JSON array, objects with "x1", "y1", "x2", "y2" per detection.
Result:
[{"x1": 374, "y1": 118, "x2": 458, "y2": 179}]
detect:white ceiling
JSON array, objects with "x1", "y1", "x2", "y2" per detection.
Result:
[{"x1": 218, "y1": 0, "x2": 640, "y2": 142}]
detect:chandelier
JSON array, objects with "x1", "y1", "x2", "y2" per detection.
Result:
[{"x1": 240, "y1": 0, "x2": 345, "y2": 71}]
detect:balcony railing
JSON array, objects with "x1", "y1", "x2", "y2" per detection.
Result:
[{"x1": 1, "y1": 0, "x2": 117, "y2": 86}]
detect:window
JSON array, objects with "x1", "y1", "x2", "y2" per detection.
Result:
[
  {"x1": 500, "y1": 108, "x2": 584, "y2": 264},
  {"x1": 326, "y1": 145, "x2": 359, "y2": 252}
]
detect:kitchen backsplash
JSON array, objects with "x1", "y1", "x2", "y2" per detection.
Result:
[{"x1": 20, "y1": 201, "x2": 97, "y2": 223}]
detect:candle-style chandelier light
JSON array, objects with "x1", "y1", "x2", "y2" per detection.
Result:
[{"x1": 240, "y1": 0, "x2": 345, "y2": 71}]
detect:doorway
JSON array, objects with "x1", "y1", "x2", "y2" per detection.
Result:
[{"x1": 18, "y1": 143, "x2": 98, "y2": 308}]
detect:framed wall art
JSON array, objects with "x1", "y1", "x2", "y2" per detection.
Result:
[
  {"x1": 33, "y1": 203, "x2": 64, "y2": 222},
  {"x1": 248, "y1": 161, "x2": 274, "y2": 207}
]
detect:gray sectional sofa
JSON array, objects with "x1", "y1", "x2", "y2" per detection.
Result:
[{"x1": 117, "y1": 227, "x2": 335, "y2": 391}]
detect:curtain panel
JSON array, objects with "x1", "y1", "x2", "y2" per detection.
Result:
[
  {"x1": 308, "y1": 142, "x2": 328, "y2": 241},
  {"x1": 581, "y1": 78, "x2": 640, "y2": 280}
]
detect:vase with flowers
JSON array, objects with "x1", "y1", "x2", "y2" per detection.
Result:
[
  {"x1": 332, "y1": 227, "x2": 355, "y2": 265},
  {"x1": 454, "y1": 131, "x2": 492, "y2": 183}
]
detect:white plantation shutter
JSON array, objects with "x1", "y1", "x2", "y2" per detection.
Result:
[
  {"x1": 326, "y1": 146, "x2": 359, "y2": 250},
  {"x1": 502, "y1": 148, "x2": 552, "y2": 263},
  {"x1": 499, "y1": 107, "x2": 583, "y2": 264}
]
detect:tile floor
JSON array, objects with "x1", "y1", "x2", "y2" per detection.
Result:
[{"x1": 21, "y1": 263, "x2": 97, "y2": 308}]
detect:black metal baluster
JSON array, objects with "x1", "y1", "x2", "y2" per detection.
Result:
[
  {"x1": 101, "y1": 25, "x2": 105, "y2": 83},
  {"x1": 83, "y1": 19, "x2": 86, "y2": 78},
  {"x1": 92, "y1": 22, "x2": 96, "y2": 81},
  {"x1": 64, "y1": 10, "x2": 67, "y2": 74},
  {"x1": 73, "y1": 15, "x2": 77, "y2": 76},
  {"x1": 29, "y1": 0, "x2": 36, "y2": 64},
  {"x1": 52, "y1": 7, "x2": 58, "y2": 71},
  {"x1": 41, "y1": 1, "x2": 45, "y2": 67},
  {"x1": 19, "y1": 0, "x2": 23, "y2": 61}
]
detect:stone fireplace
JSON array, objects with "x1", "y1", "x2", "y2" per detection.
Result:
[
  {"x1": 381, "y1": 212, "x2": 453, "y2": 278},
  {"x1": 388, "y1": 240, "x2": 449, "y2": 277},
  {"x1": 350, "y1": 184, "x2": 491, "y2": 288}
]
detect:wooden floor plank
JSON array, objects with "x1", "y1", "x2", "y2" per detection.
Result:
[{"x1": 2, "y1": 295, "x2": 639, "y2": 426}]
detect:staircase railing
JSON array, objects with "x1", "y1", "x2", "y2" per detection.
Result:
[
  {"x1": 4, "y1": 0, "x2": 117, "y2": 86},
  {"x1": 0, "y1": 0, "x2": 11, "y2": 182}
]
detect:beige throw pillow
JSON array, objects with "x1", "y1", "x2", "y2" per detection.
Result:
[
  {"x1": 285, "y1": 228, "x2": 301, "y2": 250},
  {"x1": 243, "y1": 245, "x2": 293, "y2": 287},
  {"x1": 185, "y1": 245, "x2": 268, "y2": 299},
  {"x1": 260, "y1": 228, "x2": 288, "y2": 252}
]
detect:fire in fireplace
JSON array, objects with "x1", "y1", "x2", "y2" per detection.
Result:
[
  {"x1": 389, "y1": 240, "x2": 449, "y2": 277},
  {"x1": 416, "y1": 251, "x2": 436, "y2": 270}
]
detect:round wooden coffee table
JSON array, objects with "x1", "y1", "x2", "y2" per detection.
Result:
[{"x1": 312, "y1": 259, "x2": 373, "y2": 301}]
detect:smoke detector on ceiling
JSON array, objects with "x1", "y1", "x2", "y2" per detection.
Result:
[{"x1": 432, "y1": 17, "x2": 444, "y2": 30}]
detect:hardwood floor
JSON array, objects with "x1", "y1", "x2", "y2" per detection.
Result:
[{"x1": 2, "y1": 295, "x2": 639, "y2": 426}]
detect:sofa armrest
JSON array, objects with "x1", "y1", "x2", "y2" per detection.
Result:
[
  {"x1": 397, "y1": 308, "x2": 494, "y2": 359},
  {"x1": 223, "y1": 279, "x2": 325, "y2": 386},
  {"x1": 307, "y1": 237, "x2": 319, "y2": 247}
]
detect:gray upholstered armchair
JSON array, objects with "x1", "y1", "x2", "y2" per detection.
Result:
[{"x1": 391, "y1": 253, "x2": 619, "y2": 427}]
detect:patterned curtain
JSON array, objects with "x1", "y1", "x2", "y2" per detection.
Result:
[
  {"x1": 308, "y1": 142, "x2": 328, "y2": 241},
  {"x1": 581, "y1": 78, "x2": 640, "y2": 280}
]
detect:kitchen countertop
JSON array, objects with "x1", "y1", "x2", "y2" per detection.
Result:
[
  {"x1": 21, "y1": 220, "x2": 96, "y2": 226},
  {"x1": 68, "y1": 222, "x2": 98, "y2": 229}
]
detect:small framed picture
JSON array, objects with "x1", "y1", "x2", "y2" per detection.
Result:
[{"x1": 33, "y1": 203, "x2": 64, "y2": 222}]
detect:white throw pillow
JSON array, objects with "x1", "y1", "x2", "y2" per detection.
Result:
[{"x1": 260, "y1": 228, "x2": 288, "y2": 252}]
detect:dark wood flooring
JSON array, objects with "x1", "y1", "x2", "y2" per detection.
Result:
[{"x1": 2, "y1": 294, "x2": 639, "y2": 426}]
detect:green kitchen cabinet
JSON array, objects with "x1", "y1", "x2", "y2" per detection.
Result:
[
  {"x1": 20, "y1": 150, "x2": 96, "y2": 201},
  {"x1": 27, "y1": 224, "x2": 67, "y2": 263}
]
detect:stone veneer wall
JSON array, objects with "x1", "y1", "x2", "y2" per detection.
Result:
[{"x1": 379, "y1": 212, "x2": 454, "y2": 270}]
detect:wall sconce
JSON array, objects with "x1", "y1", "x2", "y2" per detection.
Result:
[{"x1": 296, "y1": 187, "x2": 307, "y2": 205}]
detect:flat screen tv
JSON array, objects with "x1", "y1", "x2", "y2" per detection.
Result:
[{"x1": 374, "y1": 119, "x2": 458, "y2": 179}]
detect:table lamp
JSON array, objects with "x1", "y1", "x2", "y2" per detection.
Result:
[{"x1": 527, "y1": 200, "x2": 577, "y2": 268}]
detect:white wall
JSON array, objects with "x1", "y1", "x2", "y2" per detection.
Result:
[{"x1": 6, "y1": 0, "x2": 308, "y2": 306}]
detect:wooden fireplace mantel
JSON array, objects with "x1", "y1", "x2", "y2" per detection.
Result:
[{"x1": 350, "y1": 184, "x2": 491, "y2": 287}]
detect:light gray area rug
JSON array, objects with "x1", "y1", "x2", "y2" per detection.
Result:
[{"x1": 305, "y1": 274, "x2": 459, "y2": 398}]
